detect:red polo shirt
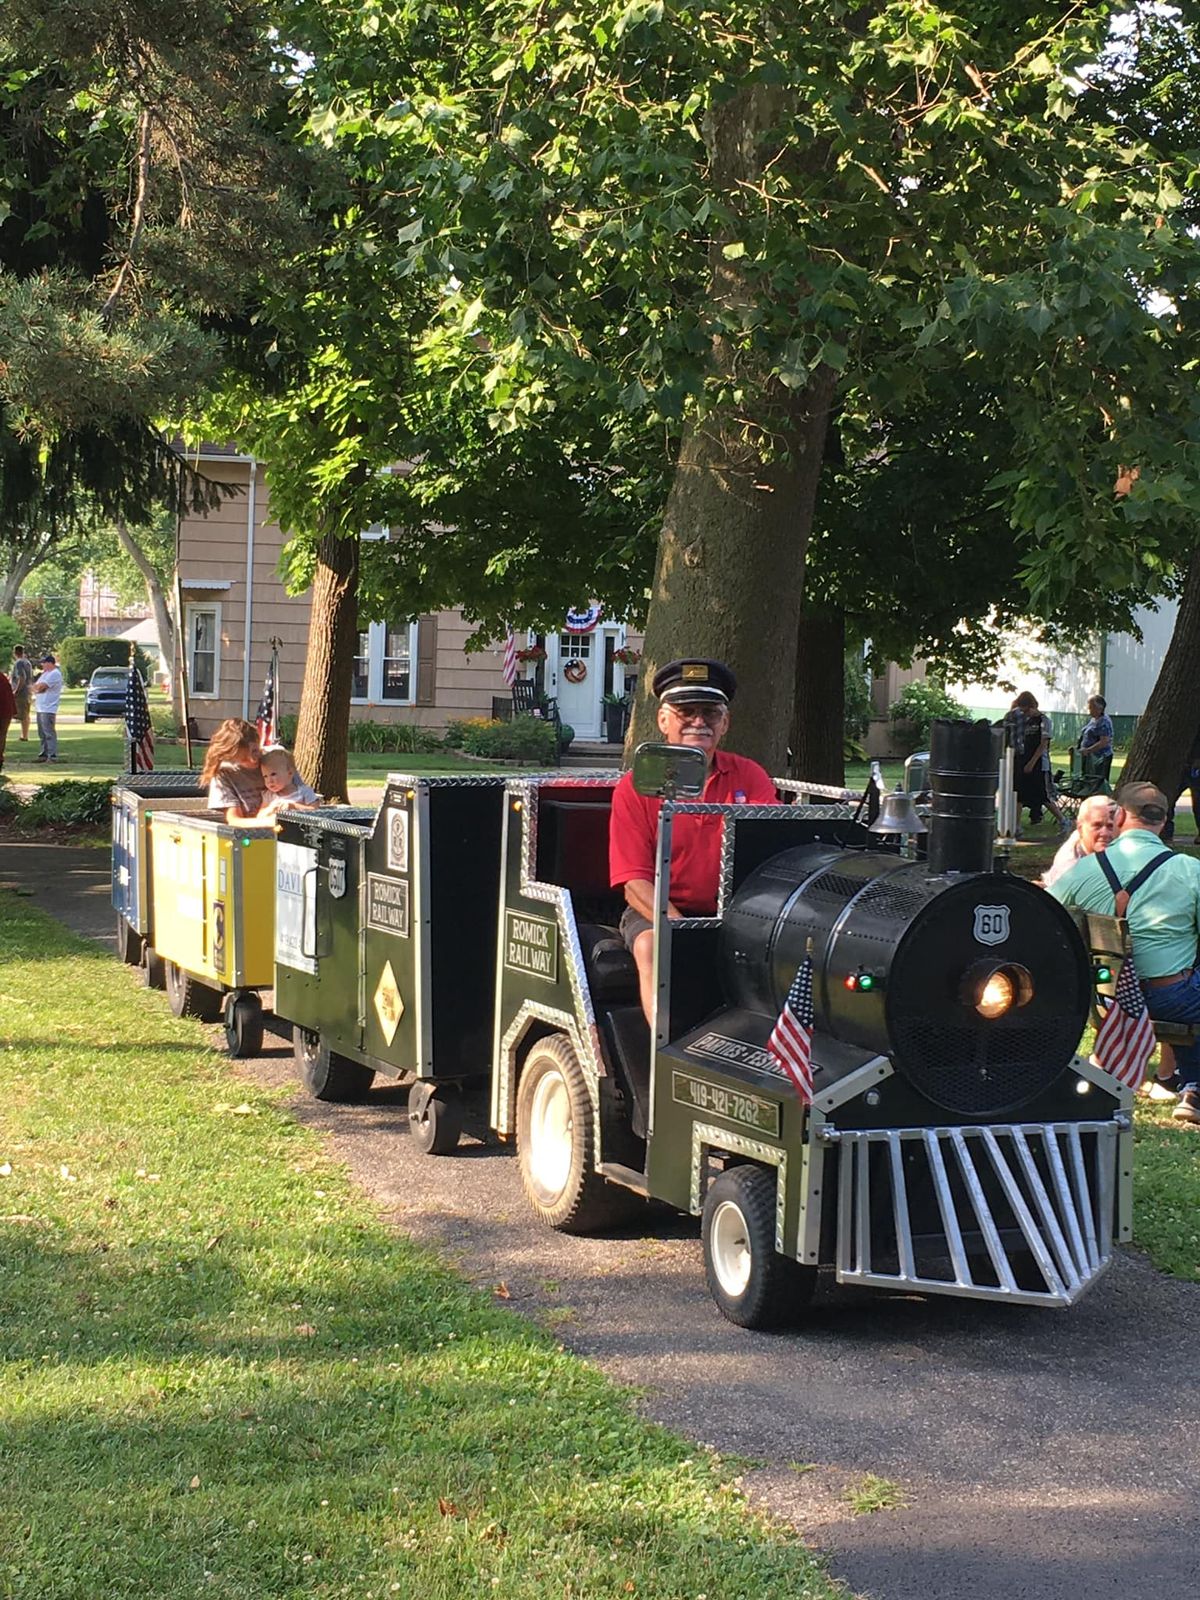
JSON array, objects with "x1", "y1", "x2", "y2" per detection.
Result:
[{"x1": 608, "y1": 750, "x2": 778, "y2": 915}]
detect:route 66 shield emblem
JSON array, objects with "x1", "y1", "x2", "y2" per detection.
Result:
[
  {"x1": 328, "y1": 856, "x2": 346, "y2": 899},
  {"x1": 973, "y1": 904, "x2": 1010, "y2": 946}
]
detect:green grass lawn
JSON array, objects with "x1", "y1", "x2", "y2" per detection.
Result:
[{"x1": 0, "y1": 894, "x2": 841, "y2": 1600}]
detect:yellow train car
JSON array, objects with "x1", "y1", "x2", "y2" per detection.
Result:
[{"x1": 145, "y1": 810, "x2": 276, "y2": 1056}]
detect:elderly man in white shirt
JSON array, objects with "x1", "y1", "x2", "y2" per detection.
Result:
[{"x1": 1041, "y1": 794, "x2": 1115, "y2": 888}]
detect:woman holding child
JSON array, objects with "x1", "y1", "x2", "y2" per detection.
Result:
[{"x1": 200, "y1": 719, "x2": 318, "y2": 823}]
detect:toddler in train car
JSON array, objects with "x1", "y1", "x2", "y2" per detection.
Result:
[{"x1": 256, "y1": 745, "x2": 321, "y2": 816}]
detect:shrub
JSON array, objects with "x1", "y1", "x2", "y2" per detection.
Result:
[
  {"x1": 0, "y1": 614, "x2": 19, "y2": 662},
  {"x1": 844, "y1": 652, "x2": 872, "y2": 742},
  {"x1": 888, "y1": 680, "x2": 969, "y2": 747},
  {"x1": 445, "y1": 716, "x2": 560, "y2": 763},
  {"x1": 19, "y1": 780, "x2": 113, "y2": 828},
  {"x1": 557, "y1": 722, "x2": 575, "y2": 751},
  {"x1": 57, "y1": 637, "x2": 152, "y2": 686},
  {"x1": 0, "y1": 775, "x2": 21, "y2": 819},
  {"x1": 271, "y1": 714, "x2": 442, "y2": 755}
]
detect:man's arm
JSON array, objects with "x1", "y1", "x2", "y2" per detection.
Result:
[{"x1": 623, "y1": 878, "x2": 682, "y2": 922}]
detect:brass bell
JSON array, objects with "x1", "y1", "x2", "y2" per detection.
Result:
[{"x1": 869, "y1": 788, "x2": 928, "y2": 835}]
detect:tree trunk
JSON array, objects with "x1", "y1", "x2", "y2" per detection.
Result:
[
  {"x1": 1, "y1": 543, "x2": 45, "y2": 612},
  {"x1": 294, "y1": 530, "x2": 359, "y2": 802},
  {"x1": 789, "y1": 610, "x2": 845, "y2": 784},
  {"x1": 114, "y1": 518, "x2": 182, "y2": 725},
  {"x1": 1122, "y1": 543, "x2": 1200, "y2": 791},
  {"x1": 626, "y1": 85, "x2": 836, "y2": 774}
]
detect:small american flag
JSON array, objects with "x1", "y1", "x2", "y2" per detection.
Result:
[
  {"x1": 502, "y1": 631, "x2": 518, "y2": 688},
  {"x1": 767, "y1": 953, "x2": 816, "y2": 1104},
  {"x1": 1094, "y1": 958, "x2": 1156, "y2": 1091},
  {"x1": 125, "y1": 667, "x2": 155, "y2": 772},
  {"x1": 256, "y1": 648, "x2": 278, "y2": 746}
]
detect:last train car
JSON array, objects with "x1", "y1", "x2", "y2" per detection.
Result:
[{"x1": 493, "y1": 719, "x2": 1128, "y2": 1327}]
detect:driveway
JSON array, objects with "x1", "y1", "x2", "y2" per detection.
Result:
[{"x1": 13, "y1": 844, "x2": 1200, "y2": 1600}]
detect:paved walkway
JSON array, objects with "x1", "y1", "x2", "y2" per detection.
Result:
[{"x1": 9, "y1": 844, "x2": 1200, "y2": 1600}]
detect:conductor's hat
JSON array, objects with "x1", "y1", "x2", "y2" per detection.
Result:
[{"x1": 652, "y1": 658, "x2": 736, "y2": 707}]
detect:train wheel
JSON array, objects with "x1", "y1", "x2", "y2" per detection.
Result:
[
  {"x1": 293, "y1": 1028, "x2": 375, "y2": 1102},
  {"x1": 142, "y1": 945, "x2": 165, "y2": 990},
  {"x1": 116, "y1": 914, "x2": 143, "y2": 966},
  {"x1": 224, "y1": 993, "x2": 264, "y2": 1059},
  {"x1": 164, "y1": 961, "x2": 223, "y2": 1022},
  {"x1": 516, "y1": 1034, "x2": 618, "y2": 1233},
  {"x1": 408, "y1": 1083, "x2": 463, "y2": 1156},
  {"x1": 701, "y1": 1166, "x2": 816, "y2": 1330}
]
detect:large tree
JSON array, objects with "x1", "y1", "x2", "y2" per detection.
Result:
[
  {"x1": 0, "y1": 2, "x2": 311, "y2": 602},
  {"x1": 280, "y1": 1, "x2": 1198, "y2": 774}
]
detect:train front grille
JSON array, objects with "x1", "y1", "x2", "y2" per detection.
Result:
[{"x1": 829, "y1": 1119, "x2": 1121, "y2": 1306}]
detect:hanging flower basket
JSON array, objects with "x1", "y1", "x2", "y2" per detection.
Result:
[
  {"x1": 613, "y1": 646, "x2": 641, "y2": 666},
  {"x1": 515, "y1": 646, "x2": 546, "y2": 663}
]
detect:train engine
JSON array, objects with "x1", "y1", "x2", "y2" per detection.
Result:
[{"x1": 494, "y1": 720, "x2": 1127, "y2": 1328}]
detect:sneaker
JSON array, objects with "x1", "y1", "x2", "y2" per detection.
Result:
[
  {"x1": 1140, "y1": 1076, "x2": 1181, "y2": 1103},
  {"x1": 34, "y1": 754, "x2": 47, "y2": 763},
  {"x1": 1171, "y1": 1090, "x2": 1200, "y2": 1126}
]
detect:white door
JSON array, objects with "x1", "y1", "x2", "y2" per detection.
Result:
[{"x1": 554, "y1": 631, "x2": 600, "y2": 738}]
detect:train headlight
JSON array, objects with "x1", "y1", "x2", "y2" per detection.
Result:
[{"x1": 961, "y1": 961, "x2": 1033, "y2": 1019}]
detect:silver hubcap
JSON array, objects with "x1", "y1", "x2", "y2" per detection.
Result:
[
  {"x1": 710, "y1": 1199, "x2": 753, "y2": 1297},
  {"x1": 528, "y1": 1067, "x2": 572, "y2": 1199}
]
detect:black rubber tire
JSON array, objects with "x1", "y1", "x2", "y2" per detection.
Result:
[
  {"x1": 516, "y1": 1033, "x2": 623, "y2": 1233},
  {"x1": 293, "y1": 1028, "x2": 375, "y2": 1102},
  {"x1": 116, "y1": 914, "x2": 143, "y2": 966},
  {"x1": 164, "y1": 961, "x2": 223, "y2": 1022},
  {"x1": 701, "y1": 1165, "x2": 817, "y2": 1330},
  {"x1": 84, "y1": 713, "x2": 95, "y2": 724},
  {"x1": 142, "y1": 945, "x2": 166, "y2": 990},
  {"x1": 408, "y1": 1082, "x2": 463, "y2": 1156},
  {"x1": 224, "y1": 993, "x2": 265, "y2": 1059}
]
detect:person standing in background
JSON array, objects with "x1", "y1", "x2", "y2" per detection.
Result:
[
  {"x1": 1078, "y1": 695, "x2": 1114, "y2": 784},
  {"x1": 0, "y1": 668, "x2": 14, "y2": 770},
  {"x1": 10, "y1": 645, "x2": 32, "y2": 741},
  {"x1": 32, "y1": 652, "x2": 63, "y2": 763}
]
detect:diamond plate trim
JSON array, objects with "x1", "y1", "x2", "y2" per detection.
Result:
[{"x1": 690, "y1": 1121, "x2": 788, "y2": 1252}]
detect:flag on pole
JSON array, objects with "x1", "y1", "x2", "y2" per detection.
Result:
[
  {"x1": 125, "y1": 666, "x2": 155, "y2": 772},
  {"x1": 502, "y1": 631, "x2": 518, "y2": 688},
  {"x1": 256, "y1": 645, "x2": 279, "y2": 746},
  {"x1": 1094, "y1": 958, "x2": 1156, "y2": 1091},
  {"x1": 767, "y1": 953, "x2": 816, "y2": 1104}
]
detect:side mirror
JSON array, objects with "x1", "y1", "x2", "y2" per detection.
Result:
[{"x1": 631, "y1": 742, "x2": 707, "y2": 800}]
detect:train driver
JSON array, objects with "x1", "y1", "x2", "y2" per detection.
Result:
[{"x1": 609, "y1": 658, "x2": 777, "y2": 1021}]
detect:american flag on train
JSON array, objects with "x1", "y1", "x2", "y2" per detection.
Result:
[
  {"x1": 502, "y1": 631, "x2": 518, "y2": 688},
  {"x1": 1093, "y1": 958, "x2": 1155, "y2": 1091},
  {"x1": 125, "y1": 666, "x2": 155, "y2": 772},
  {"x1": 256, "y1": 646, "x2": 279, "y2": 746},
  {"x1": 767, "y1": 953, "x2": 815, "y2": 1104}
]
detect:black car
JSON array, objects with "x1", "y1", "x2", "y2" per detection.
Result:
[{"x1": 85, "y1": 667, "x2": 139, "y2": 722}]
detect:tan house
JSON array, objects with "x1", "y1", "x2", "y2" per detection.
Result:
[{"x1": 177, "y1": 448, "x2": 642, "y2": 741}]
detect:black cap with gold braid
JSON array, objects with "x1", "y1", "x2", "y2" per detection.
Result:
[{"x1": 652, "y1": 658, "x2": 737, "y2": 706}]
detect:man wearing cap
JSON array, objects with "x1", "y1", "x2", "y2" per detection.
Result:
[
  {"x1": 609, "y1": 658, "x2": 777, "y2": 1021},
  {"x1": 1048, "y1": 781, "x2": 1200, "y2": 1126},
  {"x1": 32, "y1": 652, "x2": 63, "y2": 763}
]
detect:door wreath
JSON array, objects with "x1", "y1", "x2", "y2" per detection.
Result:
[{"x1": 563, "y1": 659, "x2": 588, "y2": 684}]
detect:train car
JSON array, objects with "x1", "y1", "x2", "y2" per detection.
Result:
[
  {"x1": 142, "y1": 811, "x2": 279, "y2": 1056},
  {"x1": 275, "y1": 722, "x2": 1128, "y2": 1328},
  {"x1": 111, "y1": 772, "x2": 206, "y2": 977}
]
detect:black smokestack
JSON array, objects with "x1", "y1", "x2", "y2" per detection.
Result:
[{"x1": 927, "y1": 718, "x2": 1000, "y2": 875}]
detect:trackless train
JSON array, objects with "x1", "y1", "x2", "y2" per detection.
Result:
[{"x1": 113, "y1": 720, "x2": 1130, "y2": 1328}]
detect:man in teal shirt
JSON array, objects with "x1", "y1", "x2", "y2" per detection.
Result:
[{"x1": 1049, "y1": 782, "x2": 1200, "y2": 1125}]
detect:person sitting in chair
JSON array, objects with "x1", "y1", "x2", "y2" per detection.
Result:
[
  {"x1": 608, "y1": 658, "x2": 777, "y2": 1022},
  {"x1": 1048, "y1": 782, "x2": 1200, "y2": 1126}
]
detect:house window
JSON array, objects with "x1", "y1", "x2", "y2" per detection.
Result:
[
  {"x1": 352, "y1": 620, "x2": 417, "y2": 705},
  {"x1": 560, "y1": 632, "x2": 592, "y2": 661},
  {"x1": 186, "y1": 604, "x2": 221, "y2": 698}
]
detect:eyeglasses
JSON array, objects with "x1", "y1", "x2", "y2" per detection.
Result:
[{"x1": 665, "y1": 702, "x2": 726, "y2": 725}]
